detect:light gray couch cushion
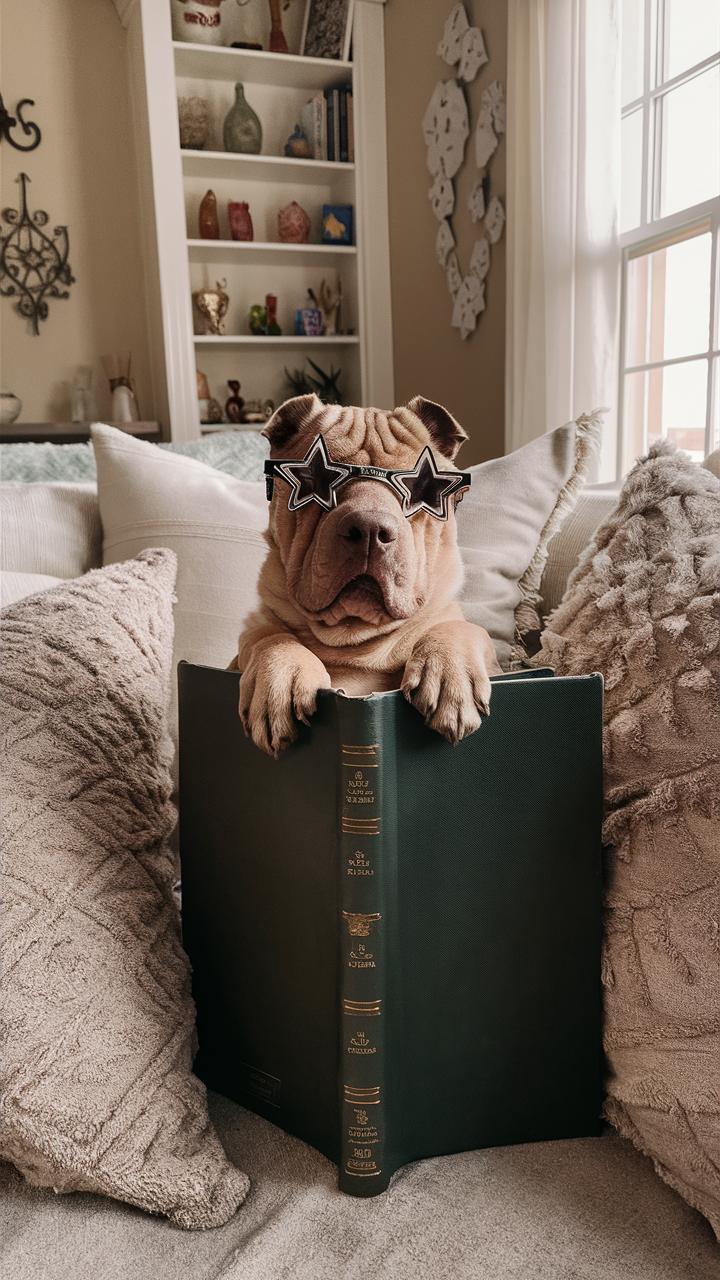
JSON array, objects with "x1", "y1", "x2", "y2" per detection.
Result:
[{"x1": 1, "y1": 1095, "x2": 718, "y2": 1280}]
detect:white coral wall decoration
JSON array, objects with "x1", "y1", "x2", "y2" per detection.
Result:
[{"x1": 423, "y1": 3, "x2": 506, "y2": 341}]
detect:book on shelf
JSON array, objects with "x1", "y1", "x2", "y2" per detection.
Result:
[
  {"x1": 310, "y1": 85, "x2": 352, "y2": 163},
  {"x1": 179, "y1": 662, "x2": 604, "y2": 1197}
]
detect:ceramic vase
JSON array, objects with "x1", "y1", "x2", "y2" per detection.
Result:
[
  {"x1": 198, "y1": 190, "x2": 220, "y2": 239},
  {"x1": 0, "y1": 390, "x2": 22, "y2": 426},
  {"x1": 223, "y1": 83, "x2": 262, "y2": 155},
  {"x1": 228, "y1": 201, "x2": 254, "y2": 241},
  {"x1": 172, "y1": 0, "x2": 224, "y2": 46},
  {"x1": 268, "y1": 0, "x2": 289, "y2": 53},
  {"x1": 178, "y1": 96, "x2": 209, "y2": 150},
  {"x1": 277, "y1": 201, "x2": 311, "y2": 244}
]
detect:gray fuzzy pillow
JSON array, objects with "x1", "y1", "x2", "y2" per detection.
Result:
[
  {"x1": 534, "y1": 443, "x2": 720, "y2": 1237},
  {"x1": 0, "y1": 549, "x2": 248, "y2": 1229}
]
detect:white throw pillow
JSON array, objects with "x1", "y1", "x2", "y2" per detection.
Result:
[
  {"x1": 456, "y1": 413, "x2": 602, "y2": 662},
  {"x1": 92, "y1": 425, "x2": 268, "y2": 743},
  {"x1": 0, "y1": 571, "x2": 63, "y2": 609},
  {"x1": 0, "y1": 482, "x2": 101, "y2": 579}
]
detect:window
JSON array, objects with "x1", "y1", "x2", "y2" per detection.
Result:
[{"x1": 619, "y1": 0, "x2": 720, "y2": 472}]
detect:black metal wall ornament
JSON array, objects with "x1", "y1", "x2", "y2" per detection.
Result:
[
  {"x1": 1, "y1": 172, "x2": 75, "y2": 335},
  {"x1": 0, "y1": 94, "x2": 41, "y2": 152}
]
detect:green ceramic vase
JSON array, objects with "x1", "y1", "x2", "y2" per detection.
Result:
[{"x1": 223, "y1": 83, "x2": 262, "y2": 155}]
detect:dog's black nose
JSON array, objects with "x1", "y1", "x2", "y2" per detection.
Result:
[{"x1": 337, "y1": 509, "x2": 399, "y2": 548}]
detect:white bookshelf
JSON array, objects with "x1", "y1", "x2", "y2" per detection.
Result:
[{"x1": 121, "y1": 0, "x2": 393, "y2": 441}]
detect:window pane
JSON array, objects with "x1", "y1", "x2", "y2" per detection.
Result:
[
  {"x1": 622, "y1": 0, "x2": 645, "y2": 104},
  {"x1": 658, "y1": 67, "x2": 720, "y2": 217},
  {"x1": 664, "y1": 0, "x2": 720, "y2": 82},
  {"x1": 621, "y1": 108, "x2": 643, "y2": 231},
  {"x1": 625, "y1": 232, "x2": 711, "y2": 366},
  {"x1": 623, "y1": 360, "x2": 709, "y2": 466}
]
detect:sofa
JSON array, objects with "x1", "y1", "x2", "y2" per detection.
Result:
[{"x1": 1, "y1": 438, "x2": 719, "y2": 1280}]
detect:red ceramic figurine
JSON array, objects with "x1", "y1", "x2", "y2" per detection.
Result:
[{"x1": 228, "y1": 201, "x2": 254, "y2": 241}]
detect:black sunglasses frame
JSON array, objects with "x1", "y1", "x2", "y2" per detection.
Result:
[{"x1": 264, "y1": 434, "x2": 471, "y2": 522}]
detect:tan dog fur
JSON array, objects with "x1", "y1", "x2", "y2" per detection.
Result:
[{"x1": 234, "y1": 394, "x2": 501, "y2": 756}]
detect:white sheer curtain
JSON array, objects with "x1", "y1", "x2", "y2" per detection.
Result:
[{"x1": 505, "y1": 0, "x2": 621, "y2": 478}]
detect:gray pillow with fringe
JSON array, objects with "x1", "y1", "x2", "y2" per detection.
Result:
[{"x1": 456, "y1": 411, "x2": 602, "y2": 666}]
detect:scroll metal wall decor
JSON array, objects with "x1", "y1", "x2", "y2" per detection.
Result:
[
  {"x1": 0, "y1": 93, "x2": 41, "y2": 152},
  {"x1": 422, "y1": 3, "x2": 505, "y2": 340},
  {"x1": 1, "y1": 172, "x2": 75, "y2": 335}
]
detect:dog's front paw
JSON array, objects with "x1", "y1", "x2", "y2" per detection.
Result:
[
  {"x1": 401, "y1": 625, "x2": 493, "y2": 745},
  {"x1": 239, "y1": 644, "x2": 331, "y2": 757}
]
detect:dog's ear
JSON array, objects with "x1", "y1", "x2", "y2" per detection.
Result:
[
  {"x1": 262, "y1": 393, "x2": 322, "y2": 451},
  {"x1": 406, "y1": 396, "x2": 468, "y2": 460}
]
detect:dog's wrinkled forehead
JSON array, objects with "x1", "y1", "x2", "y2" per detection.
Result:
[{"x1": 263, "y1": 393, "x2": 468, "y2": 467}]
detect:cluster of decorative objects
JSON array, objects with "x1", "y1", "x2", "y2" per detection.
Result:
[
  {"x1": 172, "y1": 0, "x2": 353, "y2": 61},
  {"x1": 192, "y1": 272, "x2": 351, "y2": 339},
  {"x1": 422, "y1": 3, "x2": 506, "y2": 340},
  {"x1": 197, "y1": 368, "x2": 275, "y2": 427},
  {"x1": 195, "y1": 194, "x2": 354, "y2": 248}
]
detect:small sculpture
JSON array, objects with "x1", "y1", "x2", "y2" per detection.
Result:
[
  {"x1": 318, "y1": 277, "x2": 342, "y2": 336},
  {"x1": 193, "y1": 278, "x2": 229, "y2": 335},
  {"x1": 225, "y1": 379, "x2": 245, "y2": 422},
  {"x1": 278, "y1": 201, "x2": 310, "y2": 243},
  {"x1": 198, "y1": 189, "x2": 220, "y2": 239},
  {"x1": 223, "y1": 82, "x2": 262, "y2": 154},
  {"x1": 228, "y1": 200, "x2": 253, "y2": 240},
  {"x1": 284, "y1": 125, "x2": 312, "y2": 159}
]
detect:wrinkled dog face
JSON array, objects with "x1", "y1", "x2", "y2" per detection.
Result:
[{"x1": 263, "y1": 394, "x2": 468, "y2": 648}]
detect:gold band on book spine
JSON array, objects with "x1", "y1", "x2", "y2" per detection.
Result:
[{"x1": 337, "y1": 711, "x2": 387, "y2": 1192}]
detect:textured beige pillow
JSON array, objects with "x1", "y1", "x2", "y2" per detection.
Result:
[
  {"x1": 534, "y1": 443, "x2": 720, "y2": 1236},
  {"x1": 0, "y1": 549, "x2": 248, "y2": 1229},
  {"x1": 0, "y1": 570, "x2": 62, "y2": 608},
  {"x1": 0, "y1": 481, "x2": 101, "y2": 577}
]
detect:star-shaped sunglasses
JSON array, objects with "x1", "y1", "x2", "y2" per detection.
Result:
[{"x1": 264, "y1": 434, "x2": 471, "y2": 522}]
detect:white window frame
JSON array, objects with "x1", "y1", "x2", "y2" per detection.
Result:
[{"x1": 617, "y1": 0, "x2": 720, "y2": 477}]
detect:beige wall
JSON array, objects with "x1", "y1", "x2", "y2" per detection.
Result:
[
  {"x1": 0, "y1": 0, "x2": 152, "y2": 425},
  {"x1": 384, "y1": 0, "x2": 506, "y2": 464}
]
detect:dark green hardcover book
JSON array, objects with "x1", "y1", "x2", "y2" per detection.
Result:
[{"x1": 178, "y1": 663, "x2": 603, "y2": 1196}]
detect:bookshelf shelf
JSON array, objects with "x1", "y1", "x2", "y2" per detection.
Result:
[
  {"x1": 194, "y1": 335, "x2": 360, "y2": 348},
  {"x1": 126, "y1": 0, "x2": 392, "y2": 439},
  {"x1": 181, "y1": 150, "x2": 354, "y2": 183},
  {"x1": 187, "y1": 239, "x2": 357, "y2": 265},
  {"x1": 174, "y1": 41, "x2": 353, "y2": 91}
]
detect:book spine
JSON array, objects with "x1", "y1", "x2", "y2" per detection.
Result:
[
  {"x1": 325, "y1": 88, "x2": 335, "y2": 161},
  {"x1": 339, "y1": 87, "x2": 348, "y2": 164},
  {"x1": 347, "y1": 90, "x2": 354, "y2": 163},
  {"x1": 336, "y1": 696, "x2": 393, "y2": 1195},
  {"x1": 312, "y1": 92, "x2": 324, "y2": 161},
  {"x1": 332, "y1": 89, "x2": 341, "y2": 165}
]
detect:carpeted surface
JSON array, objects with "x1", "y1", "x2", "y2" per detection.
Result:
[{"x1": 1, "y1": 1094, "x2": 718, "y2": 1280}]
